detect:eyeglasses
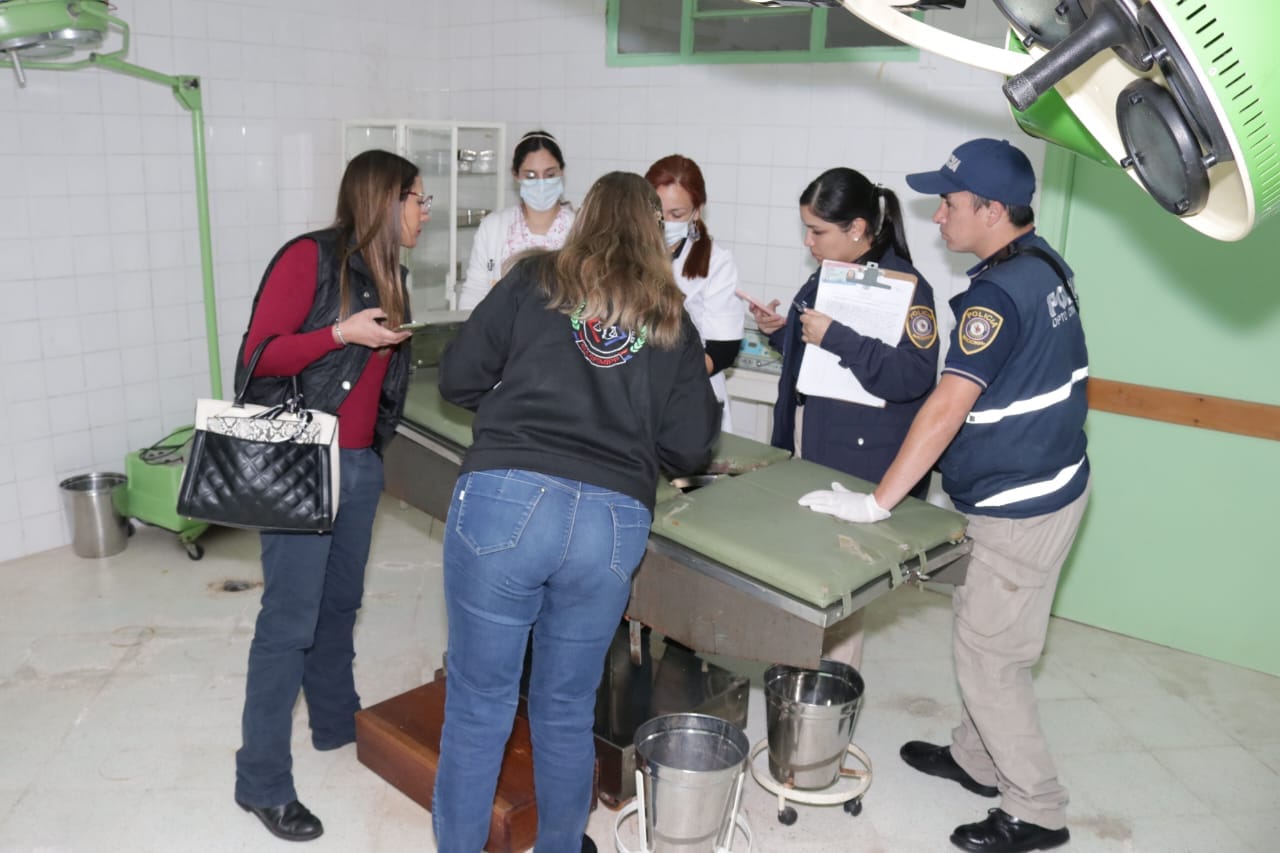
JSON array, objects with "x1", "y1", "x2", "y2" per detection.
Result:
[
  {"x1": 519, "y1": 170, "x2": 562, "y2": 181},
  {"x1": 405, "y1": 191, "x2": 432, "y2": 213}
]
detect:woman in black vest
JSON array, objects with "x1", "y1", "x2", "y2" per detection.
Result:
[{"x1": 231, "y1": 150, "x2": 425, "y2": 842}]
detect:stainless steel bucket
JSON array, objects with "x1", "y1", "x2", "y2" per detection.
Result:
[
  {"x1": 58, "y1": 472, "x2": 128, "y2": 558},
  {"x1": 764, "y1": 659, "x2": 864, "y2": 789},
  {"x1": 634, "y1": 713, "x2": 749, "y2": 851}
]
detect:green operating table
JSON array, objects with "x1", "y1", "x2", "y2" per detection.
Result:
[{"x1": 386, "y1": 327, "x2": 971, "y2": 668}]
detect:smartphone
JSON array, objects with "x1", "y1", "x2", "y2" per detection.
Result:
[
  {"x1": 735, "y1": 289, "x2": 774, "y2": 314},
  {"x1": 397, "y1": 321, "x2": 427, "y2": 332}
]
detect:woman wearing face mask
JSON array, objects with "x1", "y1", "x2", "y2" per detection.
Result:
[
  {"x1": 458, "y1": 129, "x2": 574, "y2": 310},
  {"x1": 645, "y1": 155, "x2": 745, "y2": 433},
  {"x1": 749, "y1": 167, "x2": 938, "y2": 670}
]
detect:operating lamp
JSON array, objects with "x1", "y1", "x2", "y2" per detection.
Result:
[
  {"x1": 746, "y1": 0, "x2": 1278, "y2": 241},
  {"x1": 0, "y1": 0, "x2": 222, "y2": 394}
]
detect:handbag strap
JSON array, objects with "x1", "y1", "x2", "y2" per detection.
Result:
[{"x1": 234, "y1": 335, "x2": 306, "y2": 413}]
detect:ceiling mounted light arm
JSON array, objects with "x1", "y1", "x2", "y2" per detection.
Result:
[
  {"x1": 0, "y1": 0, "x2": 223, "y2": 396},
  {"x1": 835, "y1": 0, "x2": 1033, "y2": 76}
]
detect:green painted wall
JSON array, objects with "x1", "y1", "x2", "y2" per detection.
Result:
[{"x1": 1050, "y1": 157, "x2": 1280, "y2": 675}]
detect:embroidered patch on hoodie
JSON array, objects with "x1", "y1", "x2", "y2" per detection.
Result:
[{"x1": 570, "y1": 304, "x2": 647, "y2": 368}]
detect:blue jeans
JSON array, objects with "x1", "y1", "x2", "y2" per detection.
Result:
[
  {"x1": 432, "y1": 470, "x2": 651, "y2": 853},
  {"x1": 234, "y1": 448, "x2": 384, "y2": 806}
]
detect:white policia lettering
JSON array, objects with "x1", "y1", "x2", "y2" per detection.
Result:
[{"x1": 1046, "y1": 284, "x2": 1078, "y2": 328}]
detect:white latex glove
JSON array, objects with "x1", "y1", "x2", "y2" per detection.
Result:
[{"x1": 797, "y1": 481, "x2": 891, "y2": 523}]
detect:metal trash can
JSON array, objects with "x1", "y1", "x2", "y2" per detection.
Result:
[
  {"x1": 765, "y1": 659, "x2": 864, "y2": 790},
  {"x1": 634, "y1": 713, "x2": 750, "y2": 852},
  {"x1": 59, "y1": 472, "x2": 128, "y2": 558}
]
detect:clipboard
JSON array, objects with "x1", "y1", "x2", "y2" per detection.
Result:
[{"x1": 795, "y1": 259, "x2": 917, "y2": 408}]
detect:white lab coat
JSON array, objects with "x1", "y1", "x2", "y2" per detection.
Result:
[
  {"x1": 672, "y1": 239, "x2": 745, "y2": 435},
  {"x1": 458, "y1": 205, "x2": 575, "y2": 310}
]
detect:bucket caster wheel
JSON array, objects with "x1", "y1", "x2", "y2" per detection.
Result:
[
  {"x1": 843, "y1": 797, "x2": 862, "y2": 817},
  {"x1": 777, "y1": 805, "x2": 798, "y2": 826},
  {"x1": 185, "y1": 541, "x2": 204, "y2": 561}
]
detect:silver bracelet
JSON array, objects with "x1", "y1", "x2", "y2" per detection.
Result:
[{"x1": 333, "y1": 321, "x2": 347, "y2": 347}]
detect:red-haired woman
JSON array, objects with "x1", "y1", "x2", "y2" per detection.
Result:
[{"x1": 645, "y1": 155, "x2": 745, "y2": 433}]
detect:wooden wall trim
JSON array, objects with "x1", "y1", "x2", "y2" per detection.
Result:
[{"x1": 1088, "y1": 378, "x2": 1280, "y2": 442}]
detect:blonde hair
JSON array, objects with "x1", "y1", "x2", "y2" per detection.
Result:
[
  {"x1": 332, "y1": 150, "x2": 416, "y2": 328},
  {"x1": 540, "y1": 172, "x2": 685, "y2": 349}
]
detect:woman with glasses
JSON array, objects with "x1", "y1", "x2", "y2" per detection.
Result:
[
  {"x1": 748, "y1": 167, "x2": 939, "y2": 671},
  {"x1": 645, "y1": 155, "x2": 745, "y2": 433},
  {"x1": 433, "y1": 172, "x2": 720, "y2": 853},
  {"x1": 230, "y1": 149, "x2": 424, "y2": 842},
  {"x1": 458, "y1": 129, "x2": 575, "y2": 310}
]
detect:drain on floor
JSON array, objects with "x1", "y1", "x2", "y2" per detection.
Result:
[{"x1": 212, "y1": 579, "x2": 260, "y2": 593}]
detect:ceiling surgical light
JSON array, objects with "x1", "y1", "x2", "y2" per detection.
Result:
[
  {"x1": 830, "y1": 1, "x2": 1278, "y2": 241},
  {"x1": 0, "y1": 0, "x2": 110, "y2": 86}
]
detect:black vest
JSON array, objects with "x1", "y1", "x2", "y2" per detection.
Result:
[{"x1": 233, "y1": 228, "x2": 411, "y2": 451}]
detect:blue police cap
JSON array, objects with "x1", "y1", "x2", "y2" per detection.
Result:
[{"x1": 906, "y1": 138, "x2": 1036, "y2": 207}]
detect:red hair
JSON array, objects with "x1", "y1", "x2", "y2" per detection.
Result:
[{"x1": 644, "y1": 155, "x2": 713, "y2": 280}]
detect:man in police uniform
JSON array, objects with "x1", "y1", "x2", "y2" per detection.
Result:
[{"x1": 798, "y1": 138, "x2": 1089, "y2": 853}]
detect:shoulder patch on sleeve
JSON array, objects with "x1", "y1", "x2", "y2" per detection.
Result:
[
  {"x1": 958, "y1": 306, "x2": 1003, "y2": 355},
  {"x1": 906, "y1": 305, "x2": 937, "y2": 349}
]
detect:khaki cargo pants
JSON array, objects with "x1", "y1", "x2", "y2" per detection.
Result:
[{"x1": 948, "y1": 480, "x2": 1091, "y2": 830}]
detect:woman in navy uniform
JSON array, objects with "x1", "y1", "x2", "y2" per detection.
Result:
[{"x1": 750, "y1": 167, "x2": 938, "y2": 667}]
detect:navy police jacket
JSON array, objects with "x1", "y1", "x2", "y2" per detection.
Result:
[
  {"x1": 767, "y1": 246, "x2": 938, "y2": 499},
  {"x1": 939, "y1": 231, "x2": 1089, "y2": 517}
]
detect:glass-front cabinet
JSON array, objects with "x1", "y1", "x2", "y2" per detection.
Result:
[{"x1": 343, "y1": 121, "x2": 506, "y2": 312}]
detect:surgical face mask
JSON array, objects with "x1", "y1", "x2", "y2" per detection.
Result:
[
  {"x1": 519, "y1": 176, "x2": 563, "y2": 212},
  {"x1": 663, "y1": 219, "x2": 690, "y2": 245}
]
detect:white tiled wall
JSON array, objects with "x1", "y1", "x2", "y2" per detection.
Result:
[
  {"x1": 432, "y1": 0, "x2": 1045, "y2": 312},
  {"x1": 1, "y1": 0, "x2": 1042, "y2": 560},
  {"x1": 0, "y1": 0, "x2": 447, "y2": 560}
]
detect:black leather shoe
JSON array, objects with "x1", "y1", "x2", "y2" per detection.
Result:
[
  {"x1": 236, "y1": 798, "x2": 324, "y2": 842},
  {"x1": 951, "y1": 808, "x2": 1069, "y2": 852},
  {"x1": 900, "y1": 741, "x2": 999, "y2": 797},
  {"x1": 582, "y1": 835, "x2": 597, "y2": 853},
  {"x1": 312, "y1": 734, "x2": 355, "y2": 751}
]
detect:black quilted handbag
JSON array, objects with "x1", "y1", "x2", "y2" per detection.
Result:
[{"x1": 176, "y1": 337, "x2": 340, "y2": 532}]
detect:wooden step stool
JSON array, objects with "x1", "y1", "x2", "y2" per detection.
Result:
[{"x1": 355, "y1": 675, "x2": 597, "y2": 853}]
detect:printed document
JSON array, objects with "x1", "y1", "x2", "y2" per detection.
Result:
[{"x1": 795, "y1": 259, "x2": 916, "y2": 408}]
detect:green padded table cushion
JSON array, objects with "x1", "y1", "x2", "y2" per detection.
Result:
[
  {"x1": 400, "y1": 370, "x2": 792, "y2": 506},
  {"x1": 651, "y1": 458, "x2": 968, "y2": 609}
]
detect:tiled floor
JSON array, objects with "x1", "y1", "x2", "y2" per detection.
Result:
[{"x1": 1, "y1": 497, "x2": 1277, "y2": 852}]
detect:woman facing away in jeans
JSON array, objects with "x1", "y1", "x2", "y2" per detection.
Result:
[
  {"x1": 231, "y1": 149, "x2": 426, "y2": 842},
  {"x1": 434, "y1": 172, "x2": 721, "y2": 852}
]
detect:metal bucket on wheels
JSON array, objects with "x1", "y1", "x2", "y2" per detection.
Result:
[
  {"x1": 764, "y1": 659, "x2": 864, "y2": 790},
  {"x1": 613, "y1": 713, "x2": 752, "y2": 852}
]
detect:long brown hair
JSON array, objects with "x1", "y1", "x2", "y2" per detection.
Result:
[
  {"x1": 540, "y1": 172, "x2": 686, "y2": 350},
  {"x1": 644, "y1": 154, "x2": 714, "y2": 280},
  {"x1": 333, "y1": 149, "x2": 417, "y2": 328}
]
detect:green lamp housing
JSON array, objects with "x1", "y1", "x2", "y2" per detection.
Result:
[
  {"x1": 996, "y1": 0, "x2": 1280, "y2": 241},
  {"x1": 0, "y1": 0, "x2": 111, "y2": 85}
]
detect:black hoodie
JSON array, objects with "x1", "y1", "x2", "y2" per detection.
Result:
[{"x1": 439, "y1": 256, "x2": 720, "y2": 512}]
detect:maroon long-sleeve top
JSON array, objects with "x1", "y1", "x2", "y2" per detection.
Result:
[{"x1": 242, "y1": 240, "x2": 391, "y2": 449}]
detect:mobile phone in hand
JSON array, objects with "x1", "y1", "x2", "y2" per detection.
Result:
[
  {"x1": 735, "y1": 289, "x2": 774, "y2": 314},
  {"x1": 397, "y1": 321, "x2": 427, "y2": 332}
]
